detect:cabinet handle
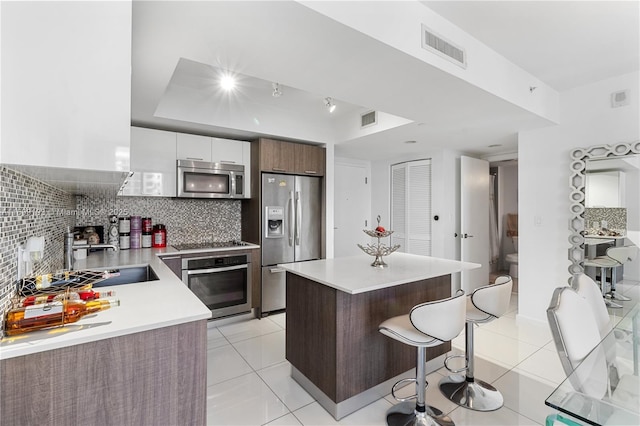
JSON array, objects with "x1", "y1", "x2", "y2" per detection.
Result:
[
  {"x1": 220, "y1": 160, "x2": 237, "y2": 164},
  {"x1": 272, "y1": 168, "x2": 286, "y2": 172},
  {"x1": 186, "y1": 157, "x2": 204, "y2": 161},
  {"x1": 304, "y1": 170, "x2": 317, "y2": 174}
]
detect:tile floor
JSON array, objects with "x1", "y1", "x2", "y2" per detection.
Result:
[{"x1": 205, "y1": 278, "x2": 639, "y2": 426}]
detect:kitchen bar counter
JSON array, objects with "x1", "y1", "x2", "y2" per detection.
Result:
[
  {"x1": 279, "y1": 252, "x2": 480, "y2": 294},
  {"x1": 1, "y1": 248, "x2": 212, "y2": 425},
  {"x1": 279, "y1": 252, "x2": 480, "y2": 420}
]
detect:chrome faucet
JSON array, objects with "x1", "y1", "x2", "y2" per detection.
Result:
[{"x1": 64, "y1": 229, "x2": 118, "y2": 270}]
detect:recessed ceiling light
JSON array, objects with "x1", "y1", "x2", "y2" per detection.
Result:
[
  {"x1": 488, "y1": 144, "x2": 502, "y2": 148},
  {"x1": 404, "y1": 140, "x2": 417, "y2": 144},
  {"x1": 220, "y1": 74, "x2": 236, "y2": 91}
]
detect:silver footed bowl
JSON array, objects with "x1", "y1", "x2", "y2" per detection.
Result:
[{"x1": 357, "y1": 229, "x2": 401, "y2": 268}]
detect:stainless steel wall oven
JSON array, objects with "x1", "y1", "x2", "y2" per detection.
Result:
[{"x1": 181, "y1": 253, "x2": 251, "y2": 319}]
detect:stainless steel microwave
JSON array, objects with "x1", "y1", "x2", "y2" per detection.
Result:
[{"x1": 177, "y1": 160, "x2": 245, "y2": 199}]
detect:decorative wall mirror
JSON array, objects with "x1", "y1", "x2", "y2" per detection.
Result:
[{"x1": 568, "y1": 141, "x2": 640, "y2": 278}]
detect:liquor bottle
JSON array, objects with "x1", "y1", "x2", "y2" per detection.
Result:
[
  {"x1": 4, "y1": 299, "x2": 120, "y2": 336},
  {"x1": 19, "y1": 289, "x2": 116, "y2": 306}
]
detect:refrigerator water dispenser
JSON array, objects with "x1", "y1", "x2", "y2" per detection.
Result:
[{"x1": 265, "y1": 206, "x2": 284, "y2": 238}]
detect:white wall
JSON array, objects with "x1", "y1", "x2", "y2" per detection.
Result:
[{"x1": 518, "y1": 71, "x2": 639, "y2": 323}]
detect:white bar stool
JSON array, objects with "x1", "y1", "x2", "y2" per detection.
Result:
[
  {"x1": 379, "y1": 292, "x2": 467, "y2": 426},
  {"x1": 584, "y1": 245, "x2": 637, "y2": 308},
  {"x1": 438, "y1": 276, "x2": 513, "y2": 411}
]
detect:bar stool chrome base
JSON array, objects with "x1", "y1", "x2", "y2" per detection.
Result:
[
  {"x1": 386, "y1": 401, "x2": 454, "y2": 426},
  {"x1": 438, "y1": 376, "x2": 503, "y2": 412},
  {"x1": 608, "y1": 291, "x2": 631, "y2": 302},
  {"x1": 604, "y1": 298, "x2": 623, "y2": 309}
]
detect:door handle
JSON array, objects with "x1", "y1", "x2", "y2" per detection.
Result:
[
  {"x1": 269, "y1": 267, "x2": 285, "y2": 274},
  {"x1": 288, "y1": 192, "x2": 294, "y2": 246},
  {"x1": 295, "y1": 191, "x2": 301, "y2": 246}
]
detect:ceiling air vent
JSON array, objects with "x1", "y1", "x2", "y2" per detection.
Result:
[
  {"x1": 361, "y1": 111, "x2": 377, "y2": 128},
  {"x1": 421, "y1": 24, "x2": 466, "y2": 68}
]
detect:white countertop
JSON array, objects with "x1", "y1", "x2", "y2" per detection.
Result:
[
  {"x1": 0, "y1": 248, "x2": 212, "y2": 360},
  {"x1": 278, "y1": 252, "x2": 481, "y2": 294},
  {"x1": 584, "y1": 234, "x2": 626, "y2": 240}
]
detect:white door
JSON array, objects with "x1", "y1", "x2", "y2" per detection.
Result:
[
  {"x1": 461, "y1": 156, "x2": 490, "y2": 292},
  {"x1": 334, "y1": 162, "x2": 370, "y2": 257}
]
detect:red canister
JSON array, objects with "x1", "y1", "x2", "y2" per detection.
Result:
[
  {"x1": 142, "y1": 217, "x2": 152, "y2": 233},
  {"x1": 152, "y1": 224, "x2": 167, "y2": 248}
]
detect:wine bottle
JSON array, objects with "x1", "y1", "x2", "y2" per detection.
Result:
[
  {"x1": 18, "y1": 269, "x2": 120, "y2": 295},
  {"x1": 4, "y1": 299, "x2": 120, "y2": 336},
  {"x1": 19, "y1": 289, "x2": 116, "y2": 306}
]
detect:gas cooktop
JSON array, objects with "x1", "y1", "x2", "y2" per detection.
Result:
[{"x1": 171, "y1": 241, "x2": 250, "y2": 251}]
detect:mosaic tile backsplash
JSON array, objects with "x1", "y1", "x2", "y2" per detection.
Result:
[
  {"x1": 585, "y1": 208, "x2": 627, "y2": 234},
  {"x1": 0, "y1": 166, "x2": 76, "y2": 317},
  {"x1": 75, "y1": 196, "x2": 242, "y2": 245}
]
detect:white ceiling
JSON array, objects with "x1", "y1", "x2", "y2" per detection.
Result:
[
  {"x1": 131, "y1": 1, "x2": 639, "y2": 161},
  {"x1": 424, "y1": 1, "x2": 640, "y2": 91}
]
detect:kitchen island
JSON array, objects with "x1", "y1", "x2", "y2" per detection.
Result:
[
  {"x1": 0, "y1": 248, "x2": 211, "y2": 425},
  {"x1": 279, "y1": 252, "x2": 480, "y2": 420}
]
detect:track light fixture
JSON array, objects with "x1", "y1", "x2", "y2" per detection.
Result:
[
  {"x1": 272, "y1": 82, "x2": 282, "y2": 98},
  {"x1": 324, "y1": 97, "x2": 336, "y2": 113}
]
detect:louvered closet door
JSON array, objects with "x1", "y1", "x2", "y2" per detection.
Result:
[
  {"x1": 391, "y1": 164, "x2": 407, "y2": 251},
  {"x1": 391, "y1": 160, "x2": 432, "y2": 256}
]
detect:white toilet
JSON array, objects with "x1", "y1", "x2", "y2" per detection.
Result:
[{"x1": 505, "y1": 236, "x2": 518, "y2": 278}]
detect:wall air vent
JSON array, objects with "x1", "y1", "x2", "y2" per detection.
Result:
[
  {"x1": 361, "y1": 110, "x2": 377, "y2": 128},
  {"x1": 421, "y1": 24, "x2": 466, "y2": 68},
  {"x1": 611, "y1": 90, "x2": 630, "y2": 108}
]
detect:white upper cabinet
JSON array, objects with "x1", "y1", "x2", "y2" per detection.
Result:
[
  {"x1": 126, "y1": 129, "x2": 251, "y2": 198},
  {"x1": 120, "y1": 128, "x2": 177, "y2": 197},
  {"x1": 586, "y1": 171, "x2": 626, "y2": 208},
  {"x1": 0, "y1": 1, "x2": 132, "y2": 172},
  {"x1": 176, "y1": 134, "x2": 211, "y2": 162},
  {"x1": 211, "y1": 138, "x2": 244, "y2": 165}
]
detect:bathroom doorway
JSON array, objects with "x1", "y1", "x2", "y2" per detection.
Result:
[{"x1": 489, "y1": 159, "x2": 519, "y2": 292}]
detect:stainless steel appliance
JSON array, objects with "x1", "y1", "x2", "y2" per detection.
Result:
[
  {"x1": 181, "y1": 252, "x2": 251, "y2": 319},
  {"x1": 177, "y1": 160, "x2": 245, "y2": 199},
  {"x1": 261, "y1": 173, "x2": 322, "y2": 313}
]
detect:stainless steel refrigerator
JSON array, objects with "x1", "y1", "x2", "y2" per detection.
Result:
[{"x1": 261, "y1": 173, "x2": 322, "y2": 313}]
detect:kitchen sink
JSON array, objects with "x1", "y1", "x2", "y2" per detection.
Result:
[{"x1": 92, "y1": 265, "x2": 159, "y2": 287}]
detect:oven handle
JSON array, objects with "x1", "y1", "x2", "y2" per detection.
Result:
[{"x1": 186, "y1": 264, "x2": 248, "y2": 275}]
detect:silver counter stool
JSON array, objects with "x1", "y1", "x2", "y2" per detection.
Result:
[
  {"x1": 603, "y1": 245, "x2": 638, "y2": 301},
  {"x1": 379, "y1": 292, "x2": 467, "y2": 426},
  {"x1": 584, "y1": 245, "x2": 637, "y2": 308},
  {"x1": 438, "y1": 276, "x2": 513, "y2": 411}
]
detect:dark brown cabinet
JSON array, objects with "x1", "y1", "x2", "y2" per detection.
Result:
[
  {"x1": 259, "y1": 138, "x2": 296, "y2": 173},
  {"x1": 294, "y1": 143, "x2": 325, "y2": 176},
  {"x1": 258, "y1": 138, "x2": 325, "y2": 176}
]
